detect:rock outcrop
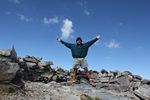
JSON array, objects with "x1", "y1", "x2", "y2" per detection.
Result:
[
  {"x1": 0, "y1": 60, "x2": 19, "y2": 83},
  {"x1": 0, "y1": 47, "x2": 150, "y2": 100}
]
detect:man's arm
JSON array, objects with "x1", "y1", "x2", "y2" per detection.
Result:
[
  {"x1": 85, "y1": 35, "x2": 101, "y2": 47},
  {"x1": 57, "y1": 37, "x2": 72, "y2": 49}
]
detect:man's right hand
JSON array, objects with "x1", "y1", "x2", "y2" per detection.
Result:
[{"x1": 57, "y1": 37, "x2": 61, "y2": 42}]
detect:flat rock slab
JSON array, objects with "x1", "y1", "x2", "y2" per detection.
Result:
[
  {"x1": 134, "y1": 84, "x2": 150, "y2": 100},
  {"x1": 117, "y1": 76, "x2": 130, "y2": 86},
  {"x1": 0, "y1": 82, "x2": 137, "y2": 100},
  {"x1": 23, "y1": 58, "x2": 38, "y2": 63},
  {"x1": 100, "y1": 77, "x2": 110, "y2": 83}
]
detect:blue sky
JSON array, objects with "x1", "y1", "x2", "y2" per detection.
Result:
[{"x1": 0, "y1": 0, "x2": 150, "y2": 79}]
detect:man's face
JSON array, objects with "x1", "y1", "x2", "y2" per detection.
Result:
[{"x1": 76, "y1": 40, "x2": 82, "y2": 45}]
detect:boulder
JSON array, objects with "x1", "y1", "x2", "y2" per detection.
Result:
[
  {"x1": 133, "y1": 75, "x2": 143, "y2": 82},
  {"x1": 90, "y1": 72, "x2": 99, "y2": 79},
  {"x1": 119, "y1": 76, "x2": 130, "y2": 84},
  {"x1": 80, "y1": 78, "x2": 89, "y2": 84},
  {"x1": 116, "y1": 72, "x2": 123, "y2": 78},
  {"x1": 134, "y1": 84, "x2": 150, "y2": 100},
  {"x1": 100, "y1": 69, "x2": 108, "y2": 74},
  {"x1": 0, "y1": 61, "x2": 19, "y2": 83},
  {"x1": 116, "y1": 75, "x2": 130, "y2": 92},
  {"x1": 100, "y1": 77, "x2": 110, "y2": 83},
  {"x1": 23, "y1": 56, "x2": 40, "y2": 63},
  {"x1": 38, "y1": 61, "x2": 53, "y2": 70},
  {"x1": 38, "y1": 61, "x2": 53, "y2": 67},
  {"x1": 0, "y1": 46, "x2": 17, "y2": 61},
  {"x1": 55, "y1": 66, "x2": 65, "y2": 73},
  {"x1": 52, "y1": 75, "x2": 58, "y2": 81},
  {"x1": 141, "y1": 79, "x2": 150, "y2": 85},
  {"x1": 26, "y1": 62, "x2": 37, "y2": 69},
  {"x1": 129, "y1": 82, "x2": 141, "y2": 91},
  {"x1": 123, "y1": 71, "x2": 132, "y2": 75},
  {"x1": 20, "y1": 56, "x2": 54, "y2": 82},
  {"x1": 0, "y1": 50, "x2": 11, "y2": 57},
  {"x1": 99, "y1": 73, "x2": 108, "y2": 77},
  {"x1": 107, "y1": 73, "x2": 115, "y2": 79}
]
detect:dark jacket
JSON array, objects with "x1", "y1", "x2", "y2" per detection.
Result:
[{"x1": 61, "y1": 38, "x2": 98, "y2": 58}]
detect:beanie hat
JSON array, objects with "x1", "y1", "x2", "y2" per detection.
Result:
[{"x1": 76, "y1": 37, "x2": 82, "y2": 42}]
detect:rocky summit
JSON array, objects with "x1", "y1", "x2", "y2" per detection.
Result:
[{"x1": 0, "y1": 47, "x2": 150, "y2": 100}]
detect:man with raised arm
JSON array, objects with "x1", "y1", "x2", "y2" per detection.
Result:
[{"x1": 57, "y1": 35, "x2": 101, "y2": 82}]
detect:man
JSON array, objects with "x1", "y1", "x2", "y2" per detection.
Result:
[{"x1": 57, "y1": 35, "x2": 100, "y2": 82}]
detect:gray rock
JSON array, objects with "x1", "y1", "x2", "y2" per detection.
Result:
[
  {"x1": 43, "y1": 94, "x2": 51, "y2": 100},
  {"x1": 141, "y1": 79, "x2": 150, "y2": 85},
  {"x1": 116, "y1": 72, "x2": 123, "y2": 78},
  {"x1": 0, "y1": 61, "x2": 19, "y2": 83},
  {"x1": 129, "y1": 82, "x2": 141, "y2": 91},
  {"x1": 110, "y1": 70, "x2": 119, "y2": 77},
  {"x1": 0, "y1": 57, "x2": 12, "y2": 62},
  {"x1": 90, "y1": 72, "x2": 99, "y2": 79},
  {"x1": 117, "y1": 75, "x2": 130, "y2": 86},
  {"x1": 23, "y1": 56, "x2": 40, "y2": 63},
  {"x1": 95, "y1": 83, "x2": 103, "y2": 89},
  {"x1": 52, "y1": 75, "x2": 58, "y2": 81},
  {"x1": 133, "y1": 75, "x2": 142, "y2": 81},
  {"x1": 123, "y1": 71, "x2": 132, "y2": 75},
  {"x1": 64, "y1": 94, "x2": 80, "y2": 100},
  {"x1": 80, "y1": 78, "x2": 89, "y2": 84},
  {"x1": 0, "y1": 80, "x2": 143, "y2": 100},
  {"x1": 116, "y1": 75, "x2": 130, "y2": 92},
  {"x1": 100, "y1": 69, "x2": 108, "y2": 74},
  {"x1": 26, "y1": 62, "x2": 37, "y2": 68},
  {"x1": 134, "y1": 85, "x2": 150, "y2": 100},
  {"x1": 0, "y1": 50, "x2": 11, "y2": 57},
  {"x1": 38, "y1": 61, "x2": 53, "y2": 68},
  {"x1": 105, "y1": 84, "x2": 122, "y2": 92},
  {"x1": 80, "y1": 94, "x2": 88, "y2": 100},
  {"x1": 0, "y1": 46, "x2": 17, "y2": 59},
  {"x1": 55, "y1": 66, "x2": 64, "y2": 72},
  {"x1": 100, "y1": 77, "x2": 110, "y2": 83},
  {"x1": 99, "y1": 73, "x2": 108, "y2": 77},
  {"x1": 108, "y1": 73, "x2": 115, "y2": 79},
  {"x1": 127, "y1": 74, "x2": 133, "y2": 82}
]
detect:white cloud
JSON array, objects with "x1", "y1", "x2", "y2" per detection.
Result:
[
  {"x1": 43, "y1": 16, "x2": 59, "y2": 25},
  {"x1": 79, "y1": 1, "x2": 86, "y2": 7},
  {"x1": 84, "y1": 10, "x2": 90, "y2": 16},
  {"x1": 70, "y1": 35, "x2": 75, "y2": 39},
  {"x1": 78, "y1": 1, "x2": 90, "y2": 16},
  {"x1": 9, "y1": 0, "x2": 20, "y2": 4},
  {"x1": 106, "y1": 40, "x2": 120, "y2": 48},
  {"x1": 16, "y1": 14, "x2": 32, "y2": 22},
  {"x1": 61, "y1": 19, "x2": 74, "y2": 39}
]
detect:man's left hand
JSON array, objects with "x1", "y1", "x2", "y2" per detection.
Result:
[{"x1": 96, "y1": 35, "x2": 101, "y2": 39}]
